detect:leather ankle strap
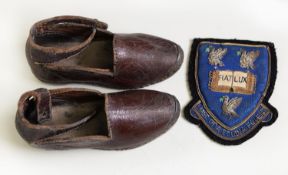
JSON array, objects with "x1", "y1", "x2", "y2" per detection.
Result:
[{"x1": 33, "y1": 88, "x2": 52, "y2": 124}]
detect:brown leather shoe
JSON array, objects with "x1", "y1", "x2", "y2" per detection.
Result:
[
  {"x1": 26, "y1": 16, "x2": 184, "y2": 89},
  {"x1": 15, "y1": 88, "x2": 180, "y2": 150}
]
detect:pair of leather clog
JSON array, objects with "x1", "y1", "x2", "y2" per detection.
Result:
[{"x1": 16, "y1": 16, "x2": 183, "y2": 150}]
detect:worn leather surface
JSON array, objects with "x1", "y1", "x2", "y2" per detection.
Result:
[
  {"x1": 26, "y1": 16, "x2": 184, "y2": 89},
  {"x1": 15, "y1": 88, "x2": 180, "y2": 150}
]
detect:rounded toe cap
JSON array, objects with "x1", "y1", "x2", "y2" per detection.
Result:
[
  {"x1": 175, "y1": 44, "x2": 184, "y2": 70},
  {"x1": 113, "y1": 33, "x2": 184, "y2": 88},
  {"x1": 106, "y1": 90, "x2": 180, "y2": 149}
]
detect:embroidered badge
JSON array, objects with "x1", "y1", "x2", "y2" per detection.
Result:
[{"x1": 185, "y1": 38, "x2": 278, "y2": 145}]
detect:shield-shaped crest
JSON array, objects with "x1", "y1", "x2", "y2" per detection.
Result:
[{"x1": 185, "y1": 39, "x2": 278, "y2": 144}]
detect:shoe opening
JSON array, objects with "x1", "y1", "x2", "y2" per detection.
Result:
[
  {"x1": 32, "y1": 20, "x2": 114, "y2": 71},
  {"x1": 74, "y1": 30, "x2": 114, "y2": 70},
  {"x1": 23, "y1": 96, "x2": 38, "y2": 124},
  {"x1": 23, "y1": 91, "x2": 110, "y2": 138}
]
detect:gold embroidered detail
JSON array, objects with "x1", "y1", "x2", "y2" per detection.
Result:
[
  {"x1": 240, "y1": 50, "x2": 260, "y2": 69},
  {"x1": 209, "y1": 70, "x2": 256, "y2": 94},
  {"x1": 221, "y1": 96, "x2": 242, "y2": 118},
  {"x1": 208, "y1": 47, "x2": 227, "y2": 67}
]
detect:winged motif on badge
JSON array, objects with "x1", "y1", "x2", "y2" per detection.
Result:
[{"x1": 185, "y1": 39, "x2": 278, "y2": 145}]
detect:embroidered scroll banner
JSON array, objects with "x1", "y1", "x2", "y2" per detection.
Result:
[{"x1": 209, "y1": 70, "x2": 256, "y2": 95}]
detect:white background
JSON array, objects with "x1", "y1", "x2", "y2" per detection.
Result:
[{"x1": 0, "y1": 0, "x2": 287, "y2": 174}]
